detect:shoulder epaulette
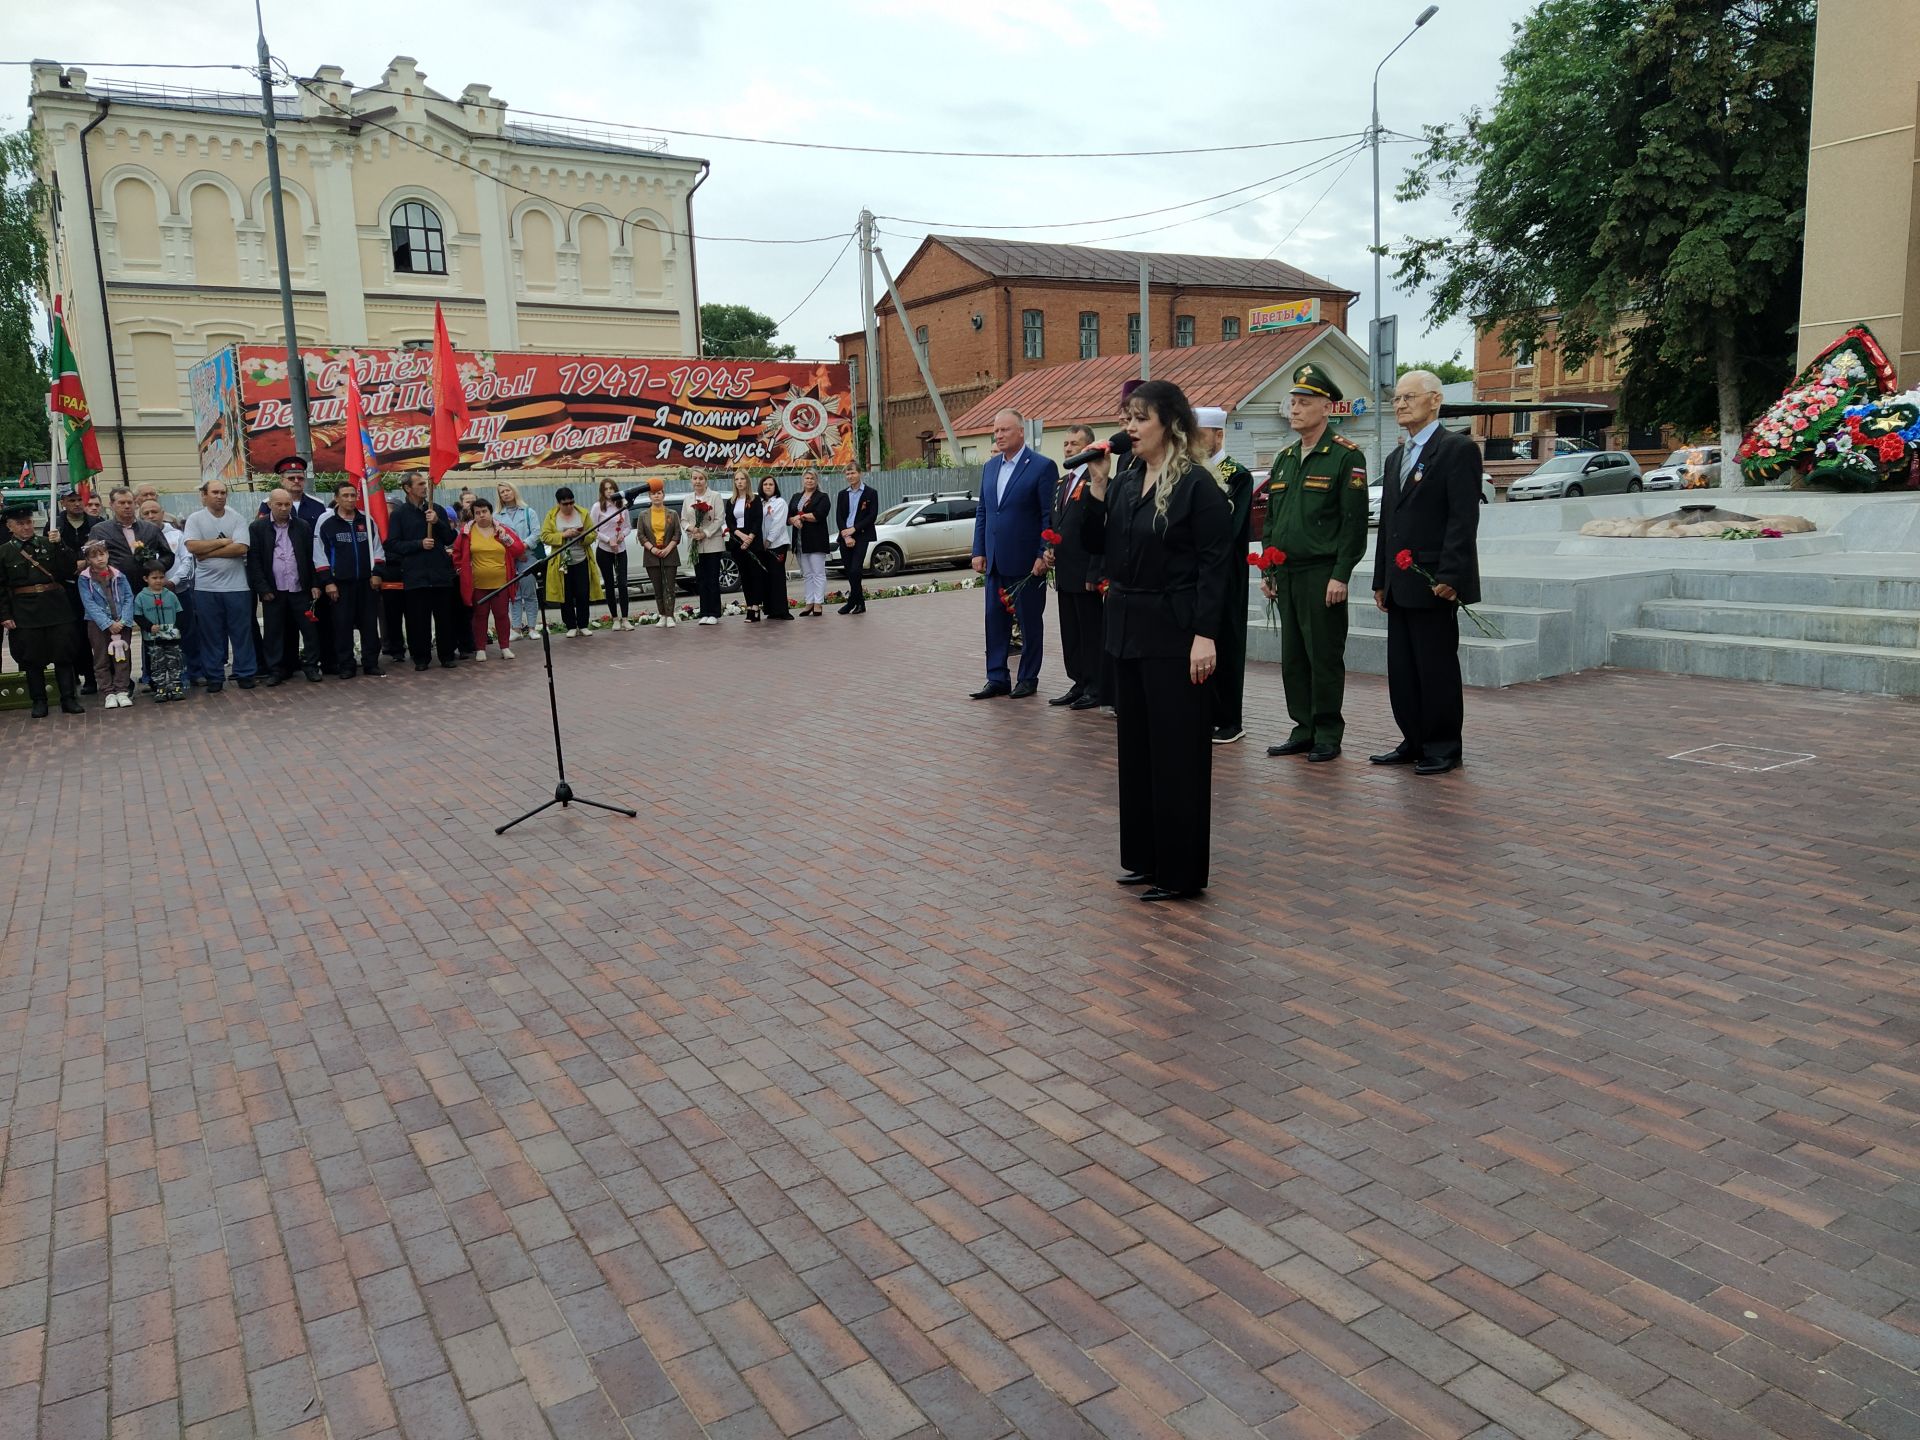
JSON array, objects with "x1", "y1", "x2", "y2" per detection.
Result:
[{"x1": 1332, "y1": 434, "x2": 1359, "y2": 449}]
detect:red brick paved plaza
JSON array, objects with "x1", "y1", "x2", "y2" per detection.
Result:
[{"x1": 1, "y1": 589, "x2": 1916, "y2": 1440}]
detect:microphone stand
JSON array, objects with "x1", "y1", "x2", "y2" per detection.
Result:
[{"x1": 478, "y1": 490, "x2": 643, "y2": 834}]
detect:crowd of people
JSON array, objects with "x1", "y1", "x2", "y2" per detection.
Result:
[
  {"x1": 969, "y1": 366, "x2": 1480, "y2": 905},
  {"x1": 0, "y1": 459, "x2": 886, "y2": 716}
]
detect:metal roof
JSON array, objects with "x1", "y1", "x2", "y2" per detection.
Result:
[
  {"x1": 949, "y1": 326, "x2": 1338, "y2": 435},
  {"x1": 926, "y1": 234, "x2": 1352, "y2": 297}
]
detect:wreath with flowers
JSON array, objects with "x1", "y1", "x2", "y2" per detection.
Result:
[{"x1": 1738, "y1": 326, "x2": 1900, "y2": 488}]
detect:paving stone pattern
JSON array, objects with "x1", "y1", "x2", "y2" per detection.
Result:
[{"x1": 0, "y1": 589, "x2": 1916, "y2": 1439}]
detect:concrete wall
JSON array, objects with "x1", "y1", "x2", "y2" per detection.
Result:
[{"x1": 1799, "y1": 4, "x2": 1920, "y2": 383}]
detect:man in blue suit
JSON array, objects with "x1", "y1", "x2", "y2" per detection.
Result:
[{"x1": 970, "y1": 407, "x2": 1058, "y2": 698}]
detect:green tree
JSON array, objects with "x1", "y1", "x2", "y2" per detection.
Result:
[
  {"x1": 700, "y1": 303, "x2": 796, "y2": 359},
  {"x1": 0, "y1": 129, "x2": 50, "y2": 481},
  {"x1": 1397, "y1": 358, "x2": 1473, "y2": 385},
  {"x1": 1396, "y1": 0, "x2": 1813, "y2": 486}
]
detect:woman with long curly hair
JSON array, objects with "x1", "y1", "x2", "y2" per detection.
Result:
[{"x1": 1082, "y1": 379, "x2": 1232, "y2": 903}]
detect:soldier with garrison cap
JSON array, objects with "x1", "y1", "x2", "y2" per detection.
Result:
[
  {"x1": 0, "y1": 502, "x2": 86, "y2": 717},
  {"x1": 1261, "y1": 361, "x2": 1369, "y2": 762}
]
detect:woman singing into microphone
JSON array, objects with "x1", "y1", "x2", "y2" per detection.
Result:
[{"x1": 1081, "y1": 380, "x2": 1232, "y2": 903}]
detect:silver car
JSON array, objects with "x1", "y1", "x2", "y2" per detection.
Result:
[
  {"x1": 1507, "y1": 451, "x2": 1643, "y2": 501},
  {"x1": 855, "y1": 494, "x2": 980, "y2": 578}
]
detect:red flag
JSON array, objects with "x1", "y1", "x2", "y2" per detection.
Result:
[
  {"x1": 428, "y1": 303, "x2": 470, "y2": 483},
  {"x1": 342, "y1": 366, "x2": 390, "y2": 539}
]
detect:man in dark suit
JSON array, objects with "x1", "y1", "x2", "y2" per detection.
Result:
[
  {"x1": 386, "y1": 475, "x2": 462, "y2": 670},
  {"x1": 246, "y1": 486, "x2": 323, "y2": 685},
  {"x1": 834, "y1": 462, "x2": 879, "y2": 614},
  {"x1": 88, "y1": 485, "x2": 174, "y2": 595},
  {"x1": 1369, "y1": 369, "x2": 1482, "y2": 775},
  {"x1": 969, "y1": 408, "x2": 1057, "y2": 699},
  {"x1": 1048, "y1": 425, "x2": 1106, "y2": 709}
]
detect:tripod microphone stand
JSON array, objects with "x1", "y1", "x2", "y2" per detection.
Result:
[{"x1": 478, "y1": 493, "x2": 641, "y2": 834}]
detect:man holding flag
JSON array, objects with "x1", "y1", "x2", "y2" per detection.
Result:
[
  {"x1": 49, "y1": 295, "x2": 105, "y2": 689},
  {"x1": 384, "y1": 305, "x2": 469, "y2": 669}
]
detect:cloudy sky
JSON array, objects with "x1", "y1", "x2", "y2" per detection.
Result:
[{"x1": 5, "y1": 0, "x2": 1535, "y2": 365}]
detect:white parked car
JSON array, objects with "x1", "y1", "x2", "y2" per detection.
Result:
[
  {"x1": 618, "y1": 492, "x2": 742, "y2": 599},
  {"x1": 836, "y1": 494, "x2": 980, "y2": 578},
  {"x1": 1644, "y1": 446, "x2": 1721, "y2": 490},
  {"x1": 1369, "y1": 473, "x2": 1495, "y2": 526}
]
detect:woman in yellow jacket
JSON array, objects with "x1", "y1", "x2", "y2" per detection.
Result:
[{"x1": 540, "y1": 486, "x2": 604, "y2": 635}]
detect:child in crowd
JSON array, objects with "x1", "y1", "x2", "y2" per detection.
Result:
[
  {"x1": 77, "y1": 539, "x2": 136, "y2": 707},
  {"x1": 133, "y1": 560, "x2": 187, "y2": 701}
]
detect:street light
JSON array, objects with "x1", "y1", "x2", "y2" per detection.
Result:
[{"x1": 1371, "y1": 3, "x2": 1438, "y2": 474}]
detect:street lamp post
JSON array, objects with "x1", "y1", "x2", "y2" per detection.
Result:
[{"x1": 1371, "y1": 4, "x2": 1438, "y2": 472}]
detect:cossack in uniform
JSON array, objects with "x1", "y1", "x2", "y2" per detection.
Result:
[
  {"x1": 1263, "y1": 362, "x2": 1369, "y2": 755},
  {"x1": 0, "y1": 506, "x2": 86, "y2": 716}
]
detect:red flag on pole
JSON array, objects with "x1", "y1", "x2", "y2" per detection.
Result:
[
  {"x1": 428, "y1": 302, "x2": 470, "y2": 483},
  {"x1": 342, "y1": 366, "x2": 390, "y2": 539}
]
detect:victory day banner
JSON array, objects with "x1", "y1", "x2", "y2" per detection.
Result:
[{"x1": 229, "y1": 346, "x2": 853, "y2": 475}]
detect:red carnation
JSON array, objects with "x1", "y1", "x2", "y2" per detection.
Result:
[
  {"x1": 997, "y1": 586, "x2": 1017, "y2": 616},
  {"x1": 1395, "y1": 549, "x2": 1414, "y2": 571},
  {"x1": 1264, "y1": 546, "x2": 1286, "y2": 567},
  {"x1": 1878, "y1": 434, "x2": 1906, "y2": 463},
  {"x1": 1041, "y1": 528, "x2": 1063, "y2": 546},
  {"x1": 1246, "y1": 552, "x2": 1263, "y2": 567}
]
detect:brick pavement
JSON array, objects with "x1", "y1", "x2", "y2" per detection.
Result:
[{"x1": 0, "y1": 588, "x2": 1916, "y2": 1440}]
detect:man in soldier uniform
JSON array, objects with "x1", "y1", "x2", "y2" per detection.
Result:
[
  {"x1": 1261, "y1": 362, "x2": 1369, "y2": 762},
  {"x1": 0, "y1": 502, "x2": 86, "y2": 717},
  {"x1": 1196, "y1": 406, "x2": 1254, "y2": 743}
]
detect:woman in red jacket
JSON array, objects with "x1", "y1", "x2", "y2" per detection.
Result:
[{"x1": 452, "y1": 497, "x2": 528, "y2": 660}]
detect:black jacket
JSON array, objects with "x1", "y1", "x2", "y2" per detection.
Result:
[
  {"x1": 791, "y1": 490, "x2": 833, "y2": 554},
  {"x1": 1370, "y1": 426, "x2": 1482, "y2": 608},
  {"x1": 246, "y1": 515, "x2": 317, "y2": 596},
  {"x1": 1050, "y1": 465, "x2": 1104, "y2": 592},
  {"x1": 88, "y1": 515, "x2": 174, "y2": 590},
  {"x1": 386, "y1": 500, "x2": 458, "y2": 589},
  {"x1": 1082, "y1": 456, "x2": 1231, "y2": 660},
  {"x1": 835, "y1": 486, "x2": 878, "y2": 547},
  {"x1": 723, "y1": 494, "x2": 764, "y2": 552}
]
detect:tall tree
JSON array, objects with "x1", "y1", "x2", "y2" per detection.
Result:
[
  {"x1": 0, "y1": 129, "x2": 50, "y2": 481},
  {"x1": 1397, "y1": 358, "x2": 1473, "y2": 385},
  {"x1": 1397, "y1": 0, "x2": 1813, "y2": 485},
  {"x1": 700, "y1": 303, "x2": 796, "y2": 359}
]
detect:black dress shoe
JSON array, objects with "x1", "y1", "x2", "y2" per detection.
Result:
[
  {"x1": 236, "y1": 678, "x2": 257, "y2": 689},
  {"x1": 265, "y1": 674, "x2": 284, "y2": 687},
  {"x1": 362, "y1": 666, "x2": 386, "y2": 677},
  {"x1": 415, "y1": 662, "x2": 431, "y2": 672},
  {"x1": 1415, "y1": 757, "x2": 1461, "y2": 776},
  {"x1": 60, "y1": 696, "x2": 86, "y2": 714},
  {"x1": 851, "y1": 604, "x2": 867, "y2": 614},
  {"x1": 969, "y1": 683, "x2": 1011, "y2": 700},
  {"x1": 1369, "y1": 748, "x2": 1417, "y2": 765},
  {"x1": 304, "y1": 667, "x2": 323, "y2": 683},
  {"x1": 440, "y1": 659, "x2": 459, "y2": 669},
  {"x1": 1048, "y1": 686, "x2": 1083, "y2": 706},
  {"x1": 1140, "y1": 886, "x2": 1200, "y2": 903},
  {"x1": 1009, "y1": 680, "x2": 1038, "y2": 698},
  {"x1": 837, "y1": 602, "x2": 854, "y2": 615},
  {"x1": 1307, "y1": 745, "x2": 1341, "y2": 763},
  {"x1": 1115, "y1": 871, "x2": 1155, "y2": 887},
  {"x1": 30, "y1": 699, "x2": 49, "y2": 718},
  {"x1": 1069, "y1": 694, "x2": 1102, "y2": 711},
  {"x1": 1267, "y1": 739, "x2": 1312, "y2": 757}
]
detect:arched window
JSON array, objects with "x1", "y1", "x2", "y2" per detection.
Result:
[{"x1": 391, "y1": 201, "x2": 447, "y2": 275}]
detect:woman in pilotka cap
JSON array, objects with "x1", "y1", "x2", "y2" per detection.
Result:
[{"x1": 1080, "y1": 379, "x2": 1231, "y2": 904}]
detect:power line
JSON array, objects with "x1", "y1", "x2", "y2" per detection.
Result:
[
  {"x1": 317, "y1": 84, "x2": 1368, "y2": 160},
  {"x1": 1262, "y1": 147, "x2": 1364, "y2": 259},
  {"x1": 0, "y1": 59, "x2": 255, "y2": 69},
  {"x1": 875, "y1": 146, "x2": 1357, "y2": 232},
  {"x1": 1077, "y1": 143, "x2": 1368, "y2": 244},
  {"x1": 288, "y1": 73, "x2": 846, "y2": 247},
  {"x1": 772, "y1": 228, "x2": 856, "y2": 332}
]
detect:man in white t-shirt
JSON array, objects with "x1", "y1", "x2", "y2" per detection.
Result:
[{"x1": 182, "y1": 478, "x2": 258, "y2": 692}]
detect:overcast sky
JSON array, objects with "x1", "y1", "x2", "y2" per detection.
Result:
[{"x1": 4, "y1": 0, "x2": 1536, "y2": 365}]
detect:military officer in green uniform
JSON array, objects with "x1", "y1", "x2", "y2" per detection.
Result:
[
  {"x1": 1262, "y1": 362, "x2": 1369, "y2": 761},
  {"x1": 0, "y1": 503, "x2": 86, "y2": 717},
  {"x1": 1196, "y1": 406, "x2": 1255, "y2": 743}
]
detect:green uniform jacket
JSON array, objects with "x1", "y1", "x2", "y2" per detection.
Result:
[
  {"x1": 0, "y1": 534, "x2": 78, "y2": 629},
  {"x1": 1263, "y1": 428, "x2": 1370, "y2": 582}
]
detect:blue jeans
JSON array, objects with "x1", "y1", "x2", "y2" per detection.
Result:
[
  {"x1": 195, "y1": 588, "x2": 258, "y2": 683},
  {"x1": 510, "y1": 568, "x2": 541, "y2": 631}
]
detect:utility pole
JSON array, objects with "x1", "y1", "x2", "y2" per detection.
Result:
[
  {"x1": 858, "y1": 209, "x2": 881, "y2": 468},
  {"x1": 255, "y1": 0, "x2": 313, "y2": 470},
  {"x1": 872, "y1": 246, "x2": 961, "y2": 462},
  {"x1": 1138, "y1": 257, "x2": 1150, "y2": 381},
  {"x1": 1371, "y1": 4, "x2": 1438, "y2": 473}
]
